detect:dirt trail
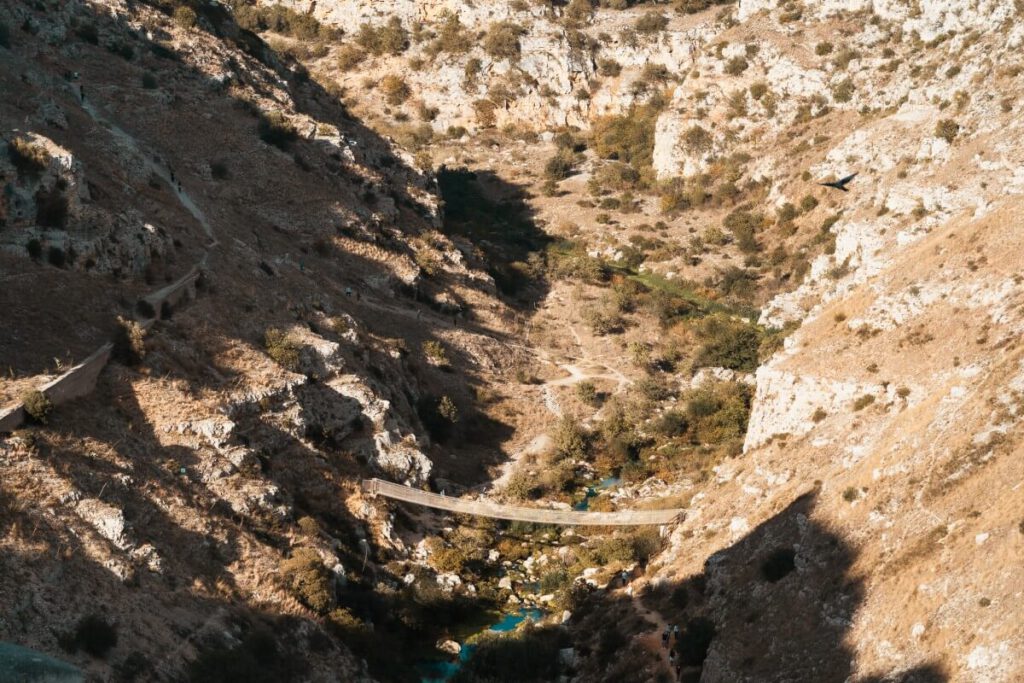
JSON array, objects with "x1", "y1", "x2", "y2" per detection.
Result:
[{"x1": 79, "y1": 87, "x2": 216, "y2": 248}]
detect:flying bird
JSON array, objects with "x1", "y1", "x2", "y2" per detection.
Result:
[{"x1": 819, "y1": 172, "x2": 858, "y2": 192}]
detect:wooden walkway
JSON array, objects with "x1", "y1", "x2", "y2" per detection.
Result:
[{"x1": 361, "y1": 479, "x2": 683, "y2": 526}]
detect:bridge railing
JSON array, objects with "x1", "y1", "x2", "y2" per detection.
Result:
[{"x1": 361, "y1": 478, "x2": 683, "y2": 526}]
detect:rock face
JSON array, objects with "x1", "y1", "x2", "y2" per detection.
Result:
[
  {"x1": 291, "y1": 0, "x2": 720, "y2": 132},
  {"x1": 0, "y1": 133, "x2": 178, "y2": 275}
]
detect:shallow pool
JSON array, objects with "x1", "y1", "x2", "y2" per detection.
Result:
[{"x1": 418, "y1": 608, "x2": 544, "y2": 682}]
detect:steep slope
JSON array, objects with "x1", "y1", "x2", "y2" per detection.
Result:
[
  {"x1": 0, "y1": 1, "x2": 534, "y2": 680},
  {"x1": 3, "y1": 0, "x2": 1024, "y2": 681}
]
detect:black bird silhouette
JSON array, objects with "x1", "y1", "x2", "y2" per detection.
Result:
[{"x1": 819, "y1": 172, "x2": 857, "y2": 192}]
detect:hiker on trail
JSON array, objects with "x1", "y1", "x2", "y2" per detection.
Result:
[
  {"x1": 80, "y1": 85, "x2": 85, "y2": 103},
  {"x1": 672, "y1": 624, "x2": 679, "y2": 639},
  {"x1": 669, "y1": 649, "x2": 676, "y2": 664},
  {"x1": 662, "y1": 630, "x2": 670, "y2": 647},
  {"x1": 345, "y1": 286, "x2": 353, "y2": 297}
]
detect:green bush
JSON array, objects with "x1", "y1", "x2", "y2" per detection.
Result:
[
  {"x1": 0, "y1": 21, "x2": 9, "y2": 49},
  {"x1": 280, "y1": 548, "x2": 333, "y2": 613},
  {"x1": 336, "y1": 44, "x2": 365, "y2": 70},
  {"x1": 724, "y1": 56, "x2": 748, "y2": 75},
  {"x1": 815, "y1": 41, "x2": 833, "y2": 55},
  {"x1": 112, "y1": 316, "x2": 146, "y2": 365},
  {"x1": 935, "y1": 119, "x2": 959, "y2": 143},
  {"x1": 635, "y1": 12, "x2": 668, "y2": 33},
  {"x1": 544, "y1": 148, "x2": 577, "y2": 181},
  {"x1": 422, "y1": 340, "x2": 449, "y2": 365},
  {"x1": 297, "y1": 516, "x2": 320, "y2": 537},
  {"x1": 655, "y1": 410, "x2": 688, "y2": 437},
  {"x1": 429, "y1": 12, "x2": 472, "y2": 55},
  {"x1": 380, "y1": 74, "x2": 410, "y2": 105},
  {"x1": 799, "y1": 194, "x2": 819, "y2": 212},
  {"x1": 21, "y1": 390, "x2": 52, "y2": 424},
  {"x1": 257, "y1": 111, "x2": 298, "y2": 150},
  {"x1": 675, "y1": 0, "x2": 734, "y2": 14},
  {"x1": 264, "y1": 328, "x2": 300, "y2": 371},
  {"x1": 356, "y1": 16, "x2": 408, "y2": 55},
  {"x1": 683, "y1": 125, "x2": 713, "y2": 152},
  {"x1": 831, "y1": 79, "x2": 854, "y2": 103},
  {"x1": 776, "y1": 202, "x2": 798, "y2": 225},
  {"x1": 749, "y1": 81, "x2": 767, "y2": 100},
  {"x1": 576, "y1": 381, "x2": 599, "y2": 405},
  {"x1": 681, "y1": 380, "x2": 751, "y2": 444},
  {"x1": 504, "y1": 469, "x2": 537, "y2": 500},
  {"x1": 598, "y1": 58, "x2": 622, "y2": 77},
  {"x1": 691, "y1": 313, "x2": 762, "y2": 372},
  {"x1": 483, "y1": 21, "x2": 526, "y2": 60},
  {"x1": 722, "y1": 207, "x2": 763, "y2": 253},
  {"x1": 233, "y1": 2, "x2": 333, "y2": 40},
  {"x1": 437, "y1": 395, "x2": 459, "y2": 424},
  {"x1": 553, "y1": 415, "x2": 588, "y2": 461},
  {"x1": 141, "y1": 72, "x2": 158, "y2": 89},
  {"x1": 852, "y1": 394, "x2": 875, "y2": 411}
]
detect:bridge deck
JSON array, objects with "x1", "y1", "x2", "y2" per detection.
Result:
[{"x1": 362, "y1": 479, "x2": 683, "y2": 526}]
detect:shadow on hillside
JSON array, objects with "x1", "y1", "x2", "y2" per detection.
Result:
[
  {"x1": 0, "y1": 473, "x2": 353, "y2": 682},
  {"x1": 451, "y1": 492, "x2": 948, "y2": 683},
  {"x1": 437, "y1": 167, "x2": 551, "y2": 309}
]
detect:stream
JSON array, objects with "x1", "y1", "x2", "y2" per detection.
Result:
[
  {"x1": 572, "y1": 476, "x2": 621, "y2": 511},
  {"x1": 418, "y1": 608, "x2": 544, "y2": 683}
]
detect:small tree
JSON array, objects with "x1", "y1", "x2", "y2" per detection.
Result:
[
  {"x1": 724, "y1": 56, "x2": 748, "y2": 75},
  {"x1": 264, "y1": 328, "x2": 300, "y2": 371},
  {"x1": 21, "y1": 390, "x2": 52, "y2": 424},
  {"x1": 280, "y1": 548, "x2": 333, "y2": 614},
  {"x1": 422, "y1": 340, "x2": 449, "y2": 365},
  {"x1": 379, "y1": 74, "x2": 410, "y2": 105},
  {"x1": 935, "y1": 119, "x2": 959, "y2": 143},
  {"x1": 437, "y1": 395, "x2": 459, "y2": 424},
  {"x1": 575, "y1": 381, "x2": 598, "y2": 406},
  {"x1": 483, "y1": 21, "x2": 526, "y2": 60},
  {"x1": 112, "y1": 316, "x2": 146, "y2": 365}
]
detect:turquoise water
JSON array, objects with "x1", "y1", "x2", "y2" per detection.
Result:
[
  {"x1": 418, "y1": 608, "x2": 544, "y2": 682},
  {"x1": 489, "y1": 608, "x2": 543, "y2": 632},
  {"x1": 572, "y1": 476, "x2": 621, "y2": 511}
]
